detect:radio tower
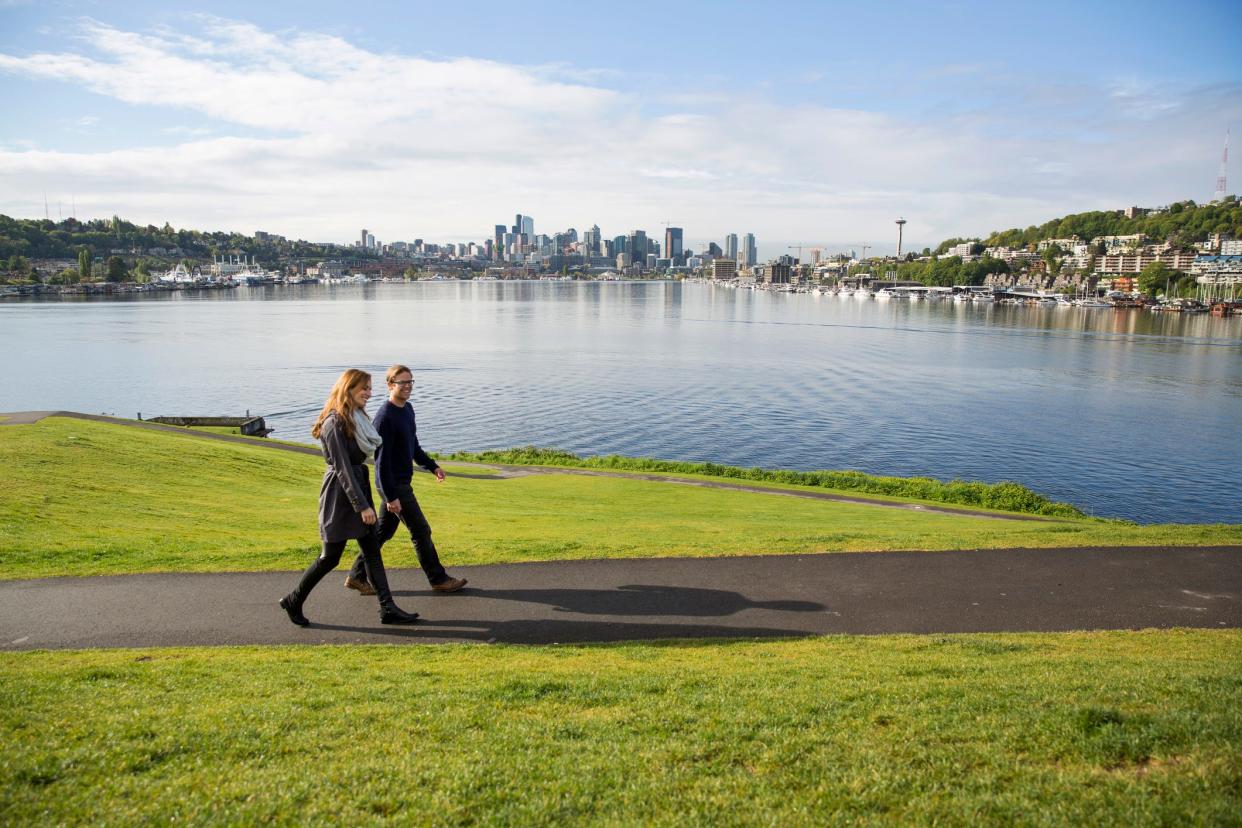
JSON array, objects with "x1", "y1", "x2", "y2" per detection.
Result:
[{"x1": 1215, "y1": 128, "x2": 1230, "y2": 202}]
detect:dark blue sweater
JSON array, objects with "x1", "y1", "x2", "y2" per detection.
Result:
[{"x1": 373, "y1": 400, "x2": 439, "y2": 500}]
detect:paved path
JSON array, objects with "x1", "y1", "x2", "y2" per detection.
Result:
[
  {"x1": 0, "y1": 411, "x2": 1050, "y2": 521},
  {"x1": 1, "y1": 547, "x2": 1238, "y2": 650}
]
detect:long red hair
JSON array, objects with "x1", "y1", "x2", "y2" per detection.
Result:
[{"x1": 311, "y1": 368, "x2": 372, "y2": 441}]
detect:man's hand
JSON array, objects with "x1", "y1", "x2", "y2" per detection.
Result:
[
  {"x1": 360, "y1": 507, "x2": 377, "y2": 525},
  {"x1": 386, "y1": 498, "x2": 402, "y2": 514},
  {"x1": 434, "y1": 468, "x2": 446, "y2": 483}
]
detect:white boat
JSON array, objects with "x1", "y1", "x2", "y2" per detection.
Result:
[
  {"x1": 156, "y1": 263, "x2": 197, "y2": 284},
  {"x1": 231, "y1": 268, "x2": 279, "y2": 286}
]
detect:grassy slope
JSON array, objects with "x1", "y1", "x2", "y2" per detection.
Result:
[
  {"x1": 1, "y1": 631, "x2": 1239, "y2": 825},
  {"x1": 0, "y1": 417, "x2": 1238, "y2": 579},
  {"x1": 447, "y1": 447, "x2": 1086, "y2": 517}
]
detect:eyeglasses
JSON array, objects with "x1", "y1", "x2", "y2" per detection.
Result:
[{"x1": 391, "y1": 380, "x2": 415, "y2": 387}]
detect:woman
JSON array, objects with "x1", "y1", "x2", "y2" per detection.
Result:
[{"x1": 280, "y1": 368, "x2": 419, "y2": 626}]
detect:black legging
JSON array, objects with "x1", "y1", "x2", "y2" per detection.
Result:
[{"x1": 289, "y1": 531, "x2": 396, "y2": 608}]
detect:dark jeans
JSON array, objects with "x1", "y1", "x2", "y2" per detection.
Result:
[
  {"x1": 349, "y1": 482, "x2": 448, "y2": 585},
  {"x1": 289, "y1": 531, "x2": 396, "y2": 610}
]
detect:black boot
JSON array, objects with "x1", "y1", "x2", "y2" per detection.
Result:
[
  {"x1": 362, "y1": 547, "x2": 418, "y2": 624},
  {"x1": 380, "y1": 604, "x2": 420, "y2": 625},
  {"x1": 281, "y1": 542, "x2": 346, "y2": 627},
  {"x1": 280, "y1": 594, "x2": 309, "y2": 626}
]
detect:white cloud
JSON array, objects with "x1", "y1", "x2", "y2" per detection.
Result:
[{"x1": 0, "y1": 17, "x2": 1237, "y2": 249}]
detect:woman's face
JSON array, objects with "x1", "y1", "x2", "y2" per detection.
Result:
[{"x1": 351, "y1": 382, "x2": 372, "y2": 408}]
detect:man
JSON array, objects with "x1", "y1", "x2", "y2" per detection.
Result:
[{"x1": 344, "y1": 363, "x2": 468, "y2": 595}]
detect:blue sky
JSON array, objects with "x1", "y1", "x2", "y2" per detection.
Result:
[{"x1": 2, "y1": 0, "x2": 1239, "y2": 255}]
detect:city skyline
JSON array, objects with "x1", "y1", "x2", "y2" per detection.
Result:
[{"x1": 1, "y1": 1, "x2": 1239, "y2": 253}]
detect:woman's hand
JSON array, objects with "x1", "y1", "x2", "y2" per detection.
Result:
[{"x1": 360, "y1": 507, "x2": 377, "y2": 525}]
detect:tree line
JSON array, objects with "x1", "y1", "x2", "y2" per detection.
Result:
[
  {"x1": 949, "y1": 197, "x2": 1240, "y2": 252},
  {"x1": 0, "y1": 214, "x2": 357, "y2": 266}
]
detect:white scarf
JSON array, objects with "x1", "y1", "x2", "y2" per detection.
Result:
[{"x1": 352, "y1": 408, "x2": 382, "y2": 462}]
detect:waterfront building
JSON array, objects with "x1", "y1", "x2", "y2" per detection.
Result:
[
  {"x1": 1192, "y1": 255, "x2": 1242, "y2": 276},
  {"x1": 710, "y1": 258, "x2": 737, "y2": 280},
  {"x1": 1094, "y1": 251, "x2": 1198, "y2": 274}
]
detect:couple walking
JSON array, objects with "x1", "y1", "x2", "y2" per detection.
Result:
[{"x1": 279, "y1": 364, "x2": 467, "y2": 627}]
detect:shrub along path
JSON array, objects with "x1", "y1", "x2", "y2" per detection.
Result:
[
  {"x1": 0, "y1": 411, "x2": 1050, "y2": 521},
  {"x1": 2, "y1": 546, "x2": 1238, "y2": 650}
]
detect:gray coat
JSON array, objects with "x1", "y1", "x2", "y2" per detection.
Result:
[{"x1": 317, "y1": 412, "x2": 375, "y2": 542}]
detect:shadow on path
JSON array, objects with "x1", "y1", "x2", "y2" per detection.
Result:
[{"x1": 392, "y1": 584, "x2": 825, "y2": 617}]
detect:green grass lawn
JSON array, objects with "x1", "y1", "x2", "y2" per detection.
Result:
[
  {"x1": 1, "y1": 417, "x2": 1238, "y2": 579},
  {"x1": 1, "y1": 630, "x2": 1238, "y2": 825}
]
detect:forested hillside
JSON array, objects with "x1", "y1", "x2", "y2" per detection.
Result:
[
  {"x1": 0, "y1": 215, "x2": 347, "y2": 262},
  {"x1": 936, "y1": 197, "x2": 1241, "y2": 252}
]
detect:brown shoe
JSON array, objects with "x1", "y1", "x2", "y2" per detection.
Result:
[
  {"x1": 431, "y1": 576, "x2": 468, "y2": 593},
  {"x1": 344, "y1": 575, "x2": 376, "y2": 596}
]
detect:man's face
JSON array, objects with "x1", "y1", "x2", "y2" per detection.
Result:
[{"x1": 388, "y1": 372, "x2": 414, "y2": 403}]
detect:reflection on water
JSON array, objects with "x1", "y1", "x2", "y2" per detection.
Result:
[{"x1": 2, "y1": 281, "x2": 1239, "y2": 523}]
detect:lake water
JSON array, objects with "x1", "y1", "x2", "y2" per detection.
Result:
[{"x1": 2, "y1": 281, "x2": 1239, "y2": 524}]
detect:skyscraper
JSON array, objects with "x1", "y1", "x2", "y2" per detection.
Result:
[
  {"x1": 521, "y1": 215, "x2": 534, "y2": 237},
  {"x1": 584, "y1": 224, "x2": 601, "y2": 255},
  {"x1": 360, "y1": 228, "x2": 368, "y2": 248},
  {"x1": 742, "y1": 233, "x2": 757, "y2": 268},
  {"x1": 725, "y1": 233, "x2": 738, "y2": 261},
  {"x1": 628, "y1": 230, "x2": 648, "y2": 266},
  {"x1": 665, "y1": 227, "x2": 684, "y2": 263}
]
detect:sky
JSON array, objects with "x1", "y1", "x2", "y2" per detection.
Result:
[{"x1": 1, "y1": 0, "x2": 1240, "y2": 257}]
